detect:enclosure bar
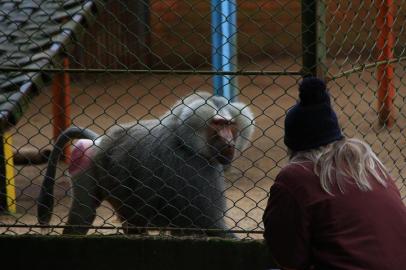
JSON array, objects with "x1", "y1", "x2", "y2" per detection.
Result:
[
  {"x1": 211, "y1": 0, "x2": 222, "y2": 91},
  {"x1": 0, "y1": 223, "x2": 265, "y2": 234},
  {"x1": 136, "y1": 0, "x2": 152, "y2": 67},
  {"x1": 52, "y1": 58, "x2": 71, "y2": 161},
  {"x1": 229, "y1": 0, "x2": 238, "y2": 98},
  {"x1": 301, "y1": 0, "x2": 326, "y2": 78},
  {"x1": 0, "y1": 67, "x2": 304, "y2": 76},
  {"x1": 316, "y1": 0, "x2": 327, "y2": 79},
  {"x1": 0, "y1": 133, "x2": 15, "y2": 213},
  {"x1": 211, "y1": 0, "x2": 238, "y2": 99},
  {"x1": 329, "y1": 56, "x2": 406, "y2": 81},
  {"x1": 376, "y1": 0, "x2": 395, "y2": 127},
  {"x1": 3, "y1": 133, "x2": 16, "y2": 213}
]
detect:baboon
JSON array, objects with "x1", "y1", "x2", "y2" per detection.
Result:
[{"x1": 38, "y1": 92, "x2": 255, "y2": 236}]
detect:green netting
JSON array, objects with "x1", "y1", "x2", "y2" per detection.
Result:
[{"x1": 0, "y1": 0, "x2": 404, "y2": 241}]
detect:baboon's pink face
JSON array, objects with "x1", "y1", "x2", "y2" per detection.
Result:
[{"x1": 207, "y1": 117, "x2": 238, "y2": 165}]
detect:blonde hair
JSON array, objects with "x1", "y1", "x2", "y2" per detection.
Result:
[{"x1": 290, "y1": 138, "x2": 390, "y2": 194}]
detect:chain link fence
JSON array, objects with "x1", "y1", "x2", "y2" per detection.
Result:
[{"x1": 0, "y1": 0, "x2": 405, "y2": 238}]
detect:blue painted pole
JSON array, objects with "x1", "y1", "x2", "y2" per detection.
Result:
[
  {"x1": 211, "y1": 0, "x2": 222, "y2": 96},
  {"x1": 211, "y1": 0, "x2": 238, "y2": 100}
]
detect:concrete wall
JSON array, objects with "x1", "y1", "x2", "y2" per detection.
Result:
[{"x1": 0, "y1": 235, "x2": 277, "y2": 270}]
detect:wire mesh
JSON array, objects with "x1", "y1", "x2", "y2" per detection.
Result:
[{"x1": 0, "y1": 0, "x2": 405, "y2": 239}]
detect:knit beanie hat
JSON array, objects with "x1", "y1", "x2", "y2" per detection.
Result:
[{"x1": 284, "y1": 77, "x2": 344, "y2": 152}]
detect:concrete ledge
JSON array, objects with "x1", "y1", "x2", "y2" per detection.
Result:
[{"x1": 0, "y1": 235, "x2": 277, "y2": 270}]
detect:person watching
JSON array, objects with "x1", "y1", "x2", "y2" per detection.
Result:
[{"x1": 262, "y1": 77, "x2": 406, "y2": 270}]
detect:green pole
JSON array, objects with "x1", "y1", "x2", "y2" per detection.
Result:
[
  {"x1": 302, "y1": 0, "x2": 326, "y2": 79},
  {"x1": 317, "y1": 0, "x2": 327, "y2": 79}
]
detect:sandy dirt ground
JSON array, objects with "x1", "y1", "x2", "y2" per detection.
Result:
[{"x1": 1, "y1": 58, "x2": 406, "y2": 239}]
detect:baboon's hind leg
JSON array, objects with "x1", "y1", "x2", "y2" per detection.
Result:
[{"x1": 63, "y1": 172, "x2": 102, "y2": 235}]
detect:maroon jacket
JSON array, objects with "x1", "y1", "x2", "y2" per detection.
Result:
[{"x1": 262, "y1": 162, "x2": 406, "y2": 270}]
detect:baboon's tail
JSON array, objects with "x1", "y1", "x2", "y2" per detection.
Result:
[{"x1": 37, "y1": 126, "x2": 99, "y2": 226}]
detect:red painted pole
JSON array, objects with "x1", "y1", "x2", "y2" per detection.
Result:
[
  {"x1": 376, "y1": 0, "x2": 395, "y2": 127},
  {"x1": 52, "y1": 58, "x2": 71, "y2": 161}
]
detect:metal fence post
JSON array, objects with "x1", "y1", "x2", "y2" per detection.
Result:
[
  {"x1": 52, "y1": 58, "x2": 71, "y2": 161},
  {"x1": 302, "y1": 0, "x2": 326, "y2": 79},
  {"x1": 211, "y1": 0, "x2": 238, "y2": 100},
  {"x1": 0, "y1": 134, "x2": 6, "y2": 212},
  {"x1": 376, "y1": 0, "x2": 395, "y2": 127},
  {"x1": 0, "y1": 133, "x2": 16, "y2": 213},
  {"x1": 128, "y1": 0, "x2": 151, "y2": 68}
]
